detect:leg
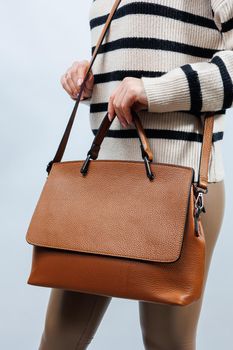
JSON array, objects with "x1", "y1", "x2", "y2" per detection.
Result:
[
  {"x1": 139, "y1": 180, "x2": 225, "y2": 350},
  {"x1": 39, "y1": 289, "x2": 111, "y2": 350}
]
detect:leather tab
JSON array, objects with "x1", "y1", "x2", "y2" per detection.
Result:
[{"x1": 197, "y1": 114, "x2": 214, "y2": 190}]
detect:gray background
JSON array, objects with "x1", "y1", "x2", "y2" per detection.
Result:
[{"x1": 0, "y1": 1, "x2": 232, "y2": 349}]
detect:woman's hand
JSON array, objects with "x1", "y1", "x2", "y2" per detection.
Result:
[
  {"x1": 107, "y1": 77, "x2": 148, "y2": 127},
  {"x1": 60, "y1": 60, "x2": 94, "y2": 100}
]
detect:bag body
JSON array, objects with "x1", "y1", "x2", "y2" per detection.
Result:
[{"x1": 26, "y1": 158, "x2": 205, "y2": 306}]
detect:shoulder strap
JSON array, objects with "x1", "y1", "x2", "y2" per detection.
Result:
[
  {"x1": 46, "y1": 0, "x2": 122, "y2": 174},
  {"x1": 46, "y1": 0, "x2": 213, "y2": 192}
]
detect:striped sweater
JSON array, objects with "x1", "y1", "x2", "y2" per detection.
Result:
[{"x1": 81, "y1": 0, "x2": 233, "y2": 183}]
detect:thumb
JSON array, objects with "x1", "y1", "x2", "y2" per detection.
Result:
[{"x1": 85, "y1": 70, "x2": 94, "y2": 90}]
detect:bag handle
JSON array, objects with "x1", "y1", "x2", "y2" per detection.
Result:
[
  {"x1": 80, "y1": 109, "x2": 155, "y2": 180},
  {"x1": 46, "y1": 0, "x2": 214, "y2": 192}
]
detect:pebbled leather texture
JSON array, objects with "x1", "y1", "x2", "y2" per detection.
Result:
[
  {"x1": 26, "y1": 159, "x2": 206, "y2": 306},
  {"x1": 26, "y1": 160, "x2": 193, "y2": 263}
]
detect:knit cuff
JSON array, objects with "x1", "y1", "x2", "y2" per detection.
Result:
[{"x1": 141, "y1": 67, "x2": 191, "y2": 113}]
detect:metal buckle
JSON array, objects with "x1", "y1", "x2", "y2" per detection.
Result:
[
  {"x1": 193, "y1": 185, "x2": 207, "y2": 236},
  {"x1": 193, "y1": 184, "x2": 208, "y2": 196},
  {"x1": 143, "y1": 156, "x2": 155, "y2": 181},
  {"x1": 195, "y1": 191, "x2": 204, "y2": 212},
  {"x1": 80, "y1": 154, "x2": 92, "y2": 176},
  {"x1": 139, "y1": 144, "x2": 155, "y2": 180},
  {"x1": 46, "y1": 160, "x2": 53, "y2": 174}
]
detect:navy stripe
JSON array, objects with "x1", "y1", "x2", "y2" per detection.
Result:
[
  {"x1": 91, "y1": 128, "x2": 223, "y2": 143},
  {"x1": 222, "y1": 17, "x2": 233, "y2": 33},
  {"x1": 92, "y1": 37, "x2": 219, "y2": 59},
  {"x1": 90, "y1": 2, "x2": 219, "y2": 31},
  {"x1": 90, "y1": 102, "x2": 107, "y2": 113},
  {"x1": 180, "y1": 64, "x2": 202, "y2": 113},
  {"x1": 211, "y1": 56, "x2": 233, "y2": 109},
  {"x1": 93, "y1": 69, "x2": 165, "y2": 84},
  {"x1": 89, "y1": 102, "x2": 226, "y2": 117}
]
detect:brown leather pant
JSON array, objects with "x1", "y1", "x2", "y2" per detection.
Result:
[{"x1": 39, "y1": 180, "x2": 225, "y2": 350}]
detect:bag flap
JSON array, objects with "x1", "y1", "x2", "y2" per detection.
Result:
[{"x1": 26, "y1": 160, "x2": 194, "y2": 263}]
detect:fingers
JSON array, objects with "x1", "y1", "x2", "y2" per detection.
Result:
[
  {"x1": 60, "y1": 60, "x2": 94, "y2": 100},
  {"x1": 60, "y1": 75, "x2": 73, "y2": 97},
  {"x1": 108, "y1": 95, "x2": 116, "y2": 122},
  {"x1": 85, "y1": 70, "x2": 95, "y2": 91},
  {"x1": 112, "y1": 86, "x2": 130, "y2": 127},
  {"x1": 108, "y1": 78, "x2": 135, "y2": 127},
  {"x1": 108, "y1": 86, "x2": 127, "y2": 127},
  {"x1": 120, "y1": 92, "x2": 134, "y2": 125}
]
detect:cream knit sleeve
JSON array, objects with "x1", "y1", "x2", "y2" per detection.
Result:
[{"x1": 141, "y1": 0, "x2": 233, "y2": 114}]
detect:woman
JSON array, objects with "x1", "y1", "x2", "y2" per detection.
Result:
[{"x1": 39, "y1": 0, "x2": 232, "y2": 349}]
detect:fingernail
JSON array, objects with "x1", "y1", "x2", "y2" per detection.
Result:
[
  {"x1": 77, "y1": 78, "x2": 83, "y2": 86},
  {"x1": 108, "y1": 112, "x2": 112, "y2": 121}
]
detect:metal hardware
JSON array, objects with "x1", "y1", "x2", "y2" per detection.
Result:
[
  {"x1": 80, "y1": 140, "x2": 155, "y2": 179},
  {"x1": 80, "y1": 154, "x2": 92, "y2": 176},
  {"x1": 143, "y1": 156, "x2": 155, "y2": 181},
  {"x1": 46, "y1": 160, "x2": 54, "y2": 175},
  {"x1": 140, "y1": 144, "x2": 155, "y2": 181},
  {"x1": 193, "y1": 186, "x2": 207, "y2": 236},
  {"x1": 195, "y1": 191, "x2": 205, "y2": 213},
  {"x1": 193, "y1": 185, "x2": 208, "y2": 196}
]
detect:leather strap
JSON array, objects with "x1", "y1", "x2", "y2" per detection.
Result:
[
  {"x1": 132, "y1": 110, "x2": 154, "y2": 161},
  {"x1": 46, "y1": 0, "x2": 122, "y2": 174},
  {"x1": 86, "y1": 109, "x2": 153, "y2": 162},
  {"x1": 46, "y1": 0, "x2": 214, "y2": 192},
  {"x1": 197, "y1": 113, "x2": 214, "y2": 191}
]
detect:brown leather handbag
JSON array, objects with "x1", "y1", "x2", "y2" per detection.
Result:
[{"x1": 25, "y1": 0, "x2": 214, "y2": 306}]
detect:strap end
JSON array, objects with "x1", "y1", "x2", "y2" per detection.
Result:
[{"x1": 46, "y1": 160, "x2": 54, "y2": 174}]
